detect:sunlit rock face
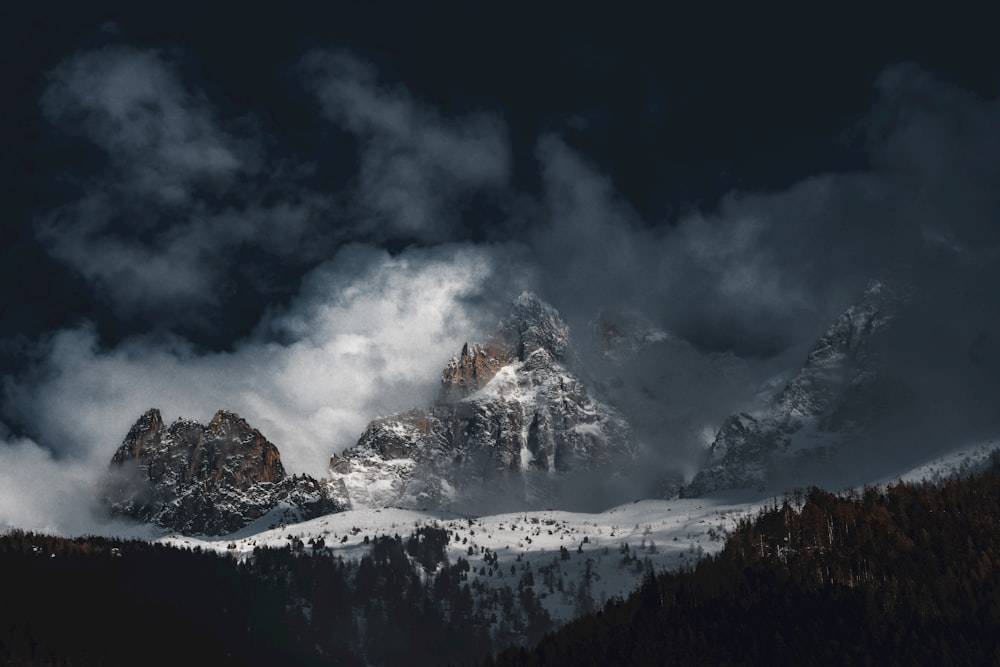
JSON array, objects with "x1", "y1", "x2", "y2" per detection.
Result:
[
  {"x1": 104, "y1": 409, "x2": 345, "y2": 535},
  {"x1": 439, "y1": 341, "x2": 515, "y2": 403},
  {"x1": 684, "y1": 280, "x2": 907, "y2": 496},
  {"x1": 328, "y1": 292, "x2": 635, "y2": 511}
]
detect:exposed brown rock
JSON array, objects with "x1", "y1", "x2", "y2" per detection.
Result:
[
  {"x1": 105, "y1": 408, "x2": 344, "y2": 535},
  {"x1": 111, "y1": 408, "x2": 164, "y2": 464},
  {"x1": 437, "y1": 292, "x2": 571, "y2": 403},
  {"x1": 186, "y1": 410, "x2": 286, "y2": 490},
  {"x1": 329, "y1": 292, "x2": 634, "y2": 510},
  {"x1": 440, "y1": 342, "x2": 514, "y2": 402}
]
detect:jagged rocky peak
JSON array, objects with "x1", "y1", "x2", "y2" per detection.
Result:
[
  {"x1": 111, "y1": 407, "x2": 163, "y2": 463},
  {"x1": 775, "y1": 279, "x2": 900, "y2": 419},
  {"x1": 440, "y1": 291, "x2": 570, "y2": 402},
  {"x1": 683, "y1": 280, "x2": 908, "y2": 497},
  {"x1": 328, "y1": 292, "x2": 635, "y2": 512},
  {"x1": 192, "y1": 409, "x2": 286, "y2": 489},
  {"x1": 105, "y1": 409, "x2": 344, "y2": 535},
  {"x1": 501, "y1": 291, "x2": 571, "y2": 360},
  {"x1": 440, "y1": 341, "x2": 514, "y2": 403},
  {"x1": 111, "y1": 408, "x2": 286, "y2": 490}
]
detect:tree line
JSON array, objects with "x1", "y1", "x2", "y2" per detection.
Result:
[
  {"x1": 8, "y1": 457, "x2": 1000, "y2": 666},
  {"x1": 0, "y1": 524, "x2": 517, "y2": 666},
  {"x1": 490, "y1": 455, "x2": 1000, "y2": 665}
]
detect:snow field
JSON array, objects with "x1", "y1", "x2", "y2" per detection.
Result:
[
  {"x1": 161, "y1": 497, "x2": 760, "y2": 625},
  {"x1": 157, "y1": 440, "x2": 1000, "y2": 629}
]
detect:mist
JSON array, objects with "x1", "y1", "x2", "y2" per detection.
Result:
[{"x1": 2, "y1": 44, "x2": 999, "y2": 531}]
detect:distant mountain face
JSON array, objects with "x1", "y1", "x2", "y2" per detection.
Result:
[
  {"x1": 327, "y1": 292, "x2": 635, "y2": 511},
  {"x1": 103, "y1": 409, "x2": 345, "y2": 535},
  {"x1": 683, "y1": 281, "x2": 906, "y2": 496}
]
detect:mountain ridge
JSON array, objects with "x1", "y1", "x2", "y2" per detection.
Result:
[
  {"x1": 683, "y1": 280, "x2": 907, "y2": 496},
  {"x1": 103, "y1": 408, "x2": 344, "y2": 535},
  {"x1": 327, "y1": 291, "x2": 635, "y2": 511}
]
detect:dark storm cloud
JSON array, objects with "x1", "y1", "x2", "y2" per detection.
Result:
[
  {"x1": 5, "y1": 45, "x2": 1000, "y2": 529},
  {"x1": 34, "y1": 47, "x2": 517, "y2": 331},
  {"x1": 36, "y1": 47, "x2": 334, "y2": 324},
  {"x1": 520, "y1": 64, "x2": 1000, "y2": 487},
  {"x1": 532, "y1": 135, "x2": 864, "y2": 359},
  {"x1": 40, "y1": 46, "x2": 247, "y2": 203},
  {"x1": 533, "y1": 63, "x2": 1000, "y2": 360},
  {"x1": 304, "y1": 51, "x2": 512, "y2": 241}
]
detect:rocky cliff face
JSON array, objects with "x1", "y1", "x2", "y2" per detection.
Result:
[
  {"x1": 683, "y1": 281, "x2": 906, "y2": 496},
  {"x1": 327, "y1": 292, "x2": 635, "y2": 511},
  {"x1": 440, "y1": 342, "x2": 514, "y2": 402},
  {"x1": 104, "y1": 409, "x2": 345, "y2": 535}
]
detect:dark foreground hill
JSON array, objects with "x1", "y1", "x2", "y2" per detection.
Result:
[
  {"x1": 0, "y1": 525, "x2": 495, "y2": 667},
  {"x1": 491, "y1": 454, "x2": 1000, "y2": 666}
]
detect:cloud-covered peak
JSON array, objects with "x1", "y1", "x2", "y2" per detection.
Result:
[
  {"x1": 501, "y1": 291, "x2": 571, "y2": 360},
  {"x1": 4, "y1": 41, "x2": 1000, "y2": 531}
]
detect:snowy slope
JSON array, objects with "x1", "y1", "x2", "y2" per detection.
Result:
[
  {"x1": 881, "y1": 441, "x2": 999, "y2": 485},
  {"x1": 161, "y1": 496, "x2": 760, "y2": 626},
  {"x1": 153, "y1": 439, "x2": 999, "y2": 641}
]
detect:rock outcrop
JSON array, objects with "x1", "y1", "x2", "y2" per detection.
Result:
[
  {"x1": 104, "y1": 409, "x2": 345, "y2": 535},
  {"x1": 327, "y1": 292, "x2": 635, "y2": 510},
  {"x1": 440, "y1": 342, "x2": 514, "y2": 402},
  {"x1": 683, "y1": 280, "x2": 906, "y2": 496}
]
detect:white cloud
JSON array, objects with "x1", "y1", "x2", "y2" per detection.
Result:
[
  {"x1": 4, "y1": 243, "x2": 531, "y2": 498},
  {"x1": 0, "y1": 433, "x2": 117, "y2": 536},
  {"x1": 11, "y1": 52, "x2": 1000, "y2": 532}
]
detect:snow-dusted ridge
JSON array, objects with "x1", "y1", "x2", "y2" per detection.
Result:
[
  {"x1": 326, "y1": 291, "x2": 635, "y2": 512},
  {"x1": 879, "y1": 441, "x2": 1000, "y2": 486},
  {"x1": 684, "y1": 280, "x2": 908, "y2": 497}
]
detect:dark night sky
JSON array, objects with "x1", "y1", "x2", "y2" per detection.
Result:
[{"x1": 1, "y1": 4, "x2": 998, "y2": 532}]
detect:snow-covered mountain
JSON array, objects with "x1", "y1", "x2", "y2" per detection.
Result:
[
  {"x1": 101, "y1": 282, "x2": 930, "y2": 532},
  {"x1": 326, "y1": 292, "x2": 635, "y2": 511},
  {"x1": 101, "y1": 293, "x2": 633, "y2": 532},
  {"x1": 103, "y1": 408, "x2": 345, "y2": 535},
  {"x1": 684, "y1": 280, "x2": 907, "y2": 496},
  {"x1": 95, "y1": 299, "x2": 999, "y2": 648}
]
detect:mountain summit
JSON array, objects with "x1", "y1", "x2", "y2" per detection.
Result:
[
  {"x1": 440, "y1": 292, "x2": 570, "y2": 402},
  {"x1": 103, "y1": 409, "x2": 344, "y2": 535},
  {"x1": 684, "y1": 280, "x2": 906, "y2": 496},
  {"x1": 328, "y1": 292, "x2": 635, "y2": 511}
]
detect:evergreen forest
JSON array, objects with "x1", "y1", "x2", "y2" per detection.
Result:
[
  {"x1": 5, "y1": 459, "x2": 1000, "y2": 665},
  {"x1": 491, "y1": 457, "x2": 1000, "y2": 665}
]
